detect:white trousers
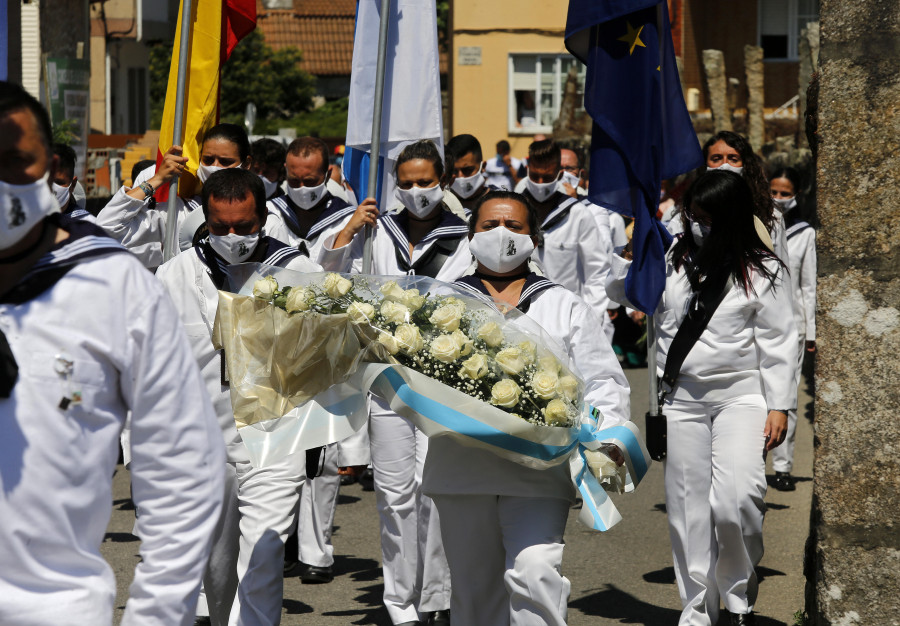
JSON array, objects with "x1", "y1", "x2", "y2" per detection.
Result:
[
  {"x1": 664, "y1": 394, "x2": 768, "y2": 626},
  {"x1": 227, "y1": 455, "x2": 305, "y2": 626},
  {"x1": 197, "y1": 462, "x2": 241, "y2": 625},
  {"x1": 431, "y1": 494, "x2": 571, "y2": 626},
  {"x1": 772, "y1": 337, "x2": 804, "y2": 473},
  {"x1": 370, "y1": 404, "x2": 451, "y2": 623},
  {"x1": 297, "y1": 443, "x2": 340, "y2": 567}
]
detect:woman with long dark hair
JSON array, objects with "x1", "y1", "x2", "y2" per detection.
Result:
[{"x1": 609, "y1": 170, "x2": 797, "y2": 626}]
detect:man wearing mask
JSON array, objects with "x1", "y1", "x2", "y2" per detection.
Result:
[
  {"x1": 50, "y1": 143, "x2": 91, "y2": 219},
  {"x1": 484, "y1": 140, "x2": 522, "y2": 191},
  {"x1": 266, "y1": 136, "x2": 377, "y2": 265},
  {"x1": 155, "y1": 168, "x2": 322, "y2": 625},
  {"x1": 446, "y1": 134, "x2": 493, "y2": 214},
  {"x1": 521, "y1": 139, "x2": 614, "y2": 340},
  {"x1": 0, "y1": 80, "x2": 225, "y2": 625},
  {"x1": 250, "y1": 138, "x2": 287, "y2": 202}
]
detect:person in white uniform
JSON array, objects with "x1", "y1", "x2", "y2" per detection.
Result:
[
  {"x1": 265, "y1": 137, "x2": 373, "y2": 266},
  {"x1": 324, "y1": 140, "x2": 460, "y2": 626},
  {"x1": 608, "y1": 170, "x2": 797, "y2": 626},
  {"x1": 423, "y1": 191, "x2": 630, "y2": 626},
  {"x1": 445, "y1": 134, "x2": 492, "y2": 215},
  {"x1": 518, "y1": 140, "x2": 614, "y2": 340},
  {"x1": 250, "y1": 138, "x2": 287, "y2": 202},
  {"x1": 484, "y1": 140, "x2": 523, "y2": 191},
  {"x1": 768, "y1": 167, "x2": 816, "y2": 492},
  {"x1": 97, "y1": 123, "x2": 254, "y2": 269},
  {"x1": 0, "y1": 81, "x2": 225, "y2": 626},
  {"x1": 155, "y1": 168, "x2": 322, "y2": 626}
]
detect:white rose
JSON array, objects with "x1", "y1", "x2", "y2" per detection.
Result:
[
  {"x1": 559, "y1": 375, "x2": 579, "y2": 401},
  {"x1": 450, "y1": 329, "x2": 474, "y2": 356},
  {"x1": 253, "y1": 276, "x2": 278, "y2": 301},
  {"x1": 537, "y1": 355, "x2": 561, "y2": 374},
  {"x1": 443, "y1": 297, "x2": 467, "y2": 315},
  {"x1": 543, "y1": 398, "x2": 570, "y2": 426},
  {"x1": 323, "y1": 273, "x2": 353, "y2": 298},
  {"x1": 403, "y1": 289, "x2": 426, "y2": 312},
  {"x1": 477, "y1": 321, "x2": 504, "y2": 347},
  {"x1": 347, "y1": 301, "x2": 376, "y2": 324},
  {"x1": 429, "y1": 304, "x2": 462, "y2": 332},
  {"x1": 378, "y1": 332, "x2": 400, "y2": 355},
  {"x1": 490, "y1": 379, "x2": 521, "y2": 408},
  {"x1": 495, "y1": 347, "x2": 526, "y2": 375},
  {"x1": 285, "y1": 287, "x2": 311, "y2": 312},
  {"x1": 380, "y1": 280, "x2": 406, "y2": 301},
  {"x1": 459, "y1": 353, "x2": 489, "y2": 380},
  {"x1": 395, "y1": 324, "x2": 424, "y2": 354},
  {"x1": 531, "y1": 370, "x2": 559, "y2": 400},
  {"x1": 430, "y1": 334, "x2": 462, "y2": 362},
  {"x1": 518, "y1": 341, "x2": 537, "y2": 365},
  {"x1": 380, "y1": 300, "x2": 410, "y2": 325}
]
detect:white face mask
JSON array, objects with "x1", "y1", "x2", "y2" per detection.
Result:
[
  {"x1": 208, "y1": 232, "x2": 260, "y2": 264},
  {"x1": 287, "y1": 180, "x2": 327, "y2": 210},
  {"x1": 690, "y1": 220, "x2": 710, "y2": 247},
  {"x1": 450, "y1": 169, "x2": 485, "y2": 199},
  {"x1": 707, "y1": 163, "x2": 743, "y2": 175},
  {"x1": 773, "y1": 196, "x2": 797, "y2": 212},
  {"x1": 560, "y1": 171, "x2": 581, "y2": 190},
  {"x1": 526, "y1": 174, "x2": 560, "y2": 203},
  {"x1": 52, "y1": 182, "x2": 71, "y2": 209},
  {"x1": 198, "y1": 162, "x2": 243, "y2": 184},
  {"x1": 0, "y1": 173, "x2": 59, "y2": 250},
  {"x1": 260, "y1": 175, "x2": 279, "y2": 198},
  {"x1": 469, "y1": 226, "x2": 535, "y2": 274},
  {"x1": 395, "y1": 183, "x2": 444, "y2": 218}
]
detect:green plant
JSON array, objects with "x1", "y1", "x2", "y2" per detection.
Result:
[
  {"x1": 52, "y1": 118, "x2": 81, "y2": 145},
  {"x1": 792, "y1": 608, "x2": 809, "y2": 626}
]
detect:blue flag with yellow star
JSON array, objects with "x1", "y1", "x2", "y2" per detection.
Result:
[{"x1": 565, "y1": 1, "x2": 702, "y2": 314}]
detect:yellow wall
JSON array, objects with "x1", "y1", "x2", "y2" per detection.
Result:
[{"x1": 451, "y1": 0, "x2": 570, "y2": 160}]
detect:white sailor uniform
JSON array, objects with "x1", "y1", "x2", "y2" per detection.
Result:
[
  {"x1": 0, "y1": 215, "x2": 225, "y2": 626},
  {"x1": 321, "y1": 206, "x2": 469, "y2": 624},
  {"x1": 156, "y1": 235, "x2": 321, "y2": 626},
  {"x1": 265, "y1": 191, "x2": 357, "y2": 267},
  {"x1": 424, "y1": 273, "x2": 630, "y2": 626},
  {"x1": 771, "y1": 213, "x2": 816, "y2": 475},
  {"x1": 607, "y1": 247, "x2": 798, "y2": 626}
]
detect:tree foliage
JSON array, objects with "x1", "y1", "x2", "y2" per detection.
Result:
[{"x1": 148, "y1": 29, "x2": 316, "y2": 129}]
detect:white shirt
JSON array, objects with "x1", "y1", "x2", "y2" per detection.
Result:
[
  {"x1": 607, "y1": 251, "x2": 798, "y2": 410},
  {"x1": 264, "y1": 192, "x2": 357, "y2": 266},
  {"x1": 784, "y1": 219, "x2": 816, "y2": 340},
  {"x1": 0, "y1": 232, "x2": 225, "y2": 625},
  {"x1": 155, "y1": 239, "x2": 322, "y2": 464},
  {"x1": 484, "y1": 155, "x2": 523, "y2": 191},
  {"x1": 423, "y1": 279, "x2": 631, "y2": 500}
]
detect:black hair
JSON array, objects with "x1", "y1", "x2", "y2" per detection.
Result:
[
  {"x1": 701, "y1": 130, "x2": 774, "y2": 231},
  {"x1": 286, "y1": 136, "x2": 329, "y2": 175},
  {"x1": 528, "y1": 139, "x2": 561, "y2": 169},
  {"x1": 202, "y1": 123, "x2": 251, "y2": 162},
  {"x1": 251, "y1": 138, "x2": 287, "y2": 168},
  {"x1": 394, "y1": 140, "x2": 444, "y2": 181},
  {"x1": 201, "y1": 168, "x2": 266, "y2": 222},
  {"x1": 468, "y1": 190, "x2": 541, "y2": 239},
  {"x1": 0, "y1": 81, "x2": 53, "y2": 151},
  {"x1": 770, "y1": 165, "x2": 819, "y2": 227},
  {"x1": 447, "y1": 134, "x2": 483, "y2": 163},
  {"x1": 496, "y1": 140, "x2": 511, "y2": 155},
  {"x1": 769, "y1": 166, "x2": 801, "y2": 195},
  {"x1": 132, "y1": 159, "x2": 156, "y2": 185},
  {"x1": 53, "y1": 143, "x2": 77, "y2": 177},
  {"x1": 673, "y1": 170, "x2": 781, "y2": 295},
  {"x1": 441, "y1": 143, "x2": 457, "y2": 187}
]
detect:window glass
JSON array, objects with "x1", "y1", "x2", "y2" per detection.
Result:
[{"x1": 509, "y1": 54, "x2": 585, "y2": 133}]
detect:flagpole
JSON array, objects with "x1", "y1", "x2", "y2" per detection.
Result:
[
  {"x1": 163, "y1": 0, "x2": 193, "y2": 263},
  {"x1": 361, "y1": 0, "x2": 392, "y2": 274}
]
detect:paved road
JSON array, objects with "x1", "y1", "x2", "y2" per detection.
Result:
[{"x1": 103, "y1": 366, "x2": 813, "y2": 625}]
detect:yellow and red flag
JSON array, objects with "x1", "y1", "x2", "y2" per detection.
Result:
[{"x1": 155, "y1": 0, "x2": 256, "y2": 201}]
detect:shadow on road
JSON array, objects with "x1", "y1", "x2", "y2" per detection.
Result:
[
  {"x1": 322, "y1": 583, "x2": 392, "y2": 625},
  {"x1": 569, "y1": 583, "x2": 682, "y2": 623},
  {"x1": 103, "y1": 532, "x2": 138, "y2": 543},
  {"x1": 643, "y1": 566, "x2": 676, "y2": 584},
  {"x1": 281, "y1": 598, "x2": 313, "y2": 615},
  {"x1": 335, "y1": 555, "x2": 382, "y2": 581}
]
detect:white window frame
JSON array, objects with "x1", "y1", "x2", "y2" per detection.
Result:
[
  {"x1": 758, "y1": 0, "x2": 819, "y2": 62},
  {"x1": 507, "y1": 53, "x2": 584, "y2": 135}
]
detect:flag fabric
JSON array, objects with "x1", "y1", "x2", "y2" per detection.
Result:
[
  {"x1": 565, "y1": 1, "x2": 702, "y2": 313},
  {"x1": 344, "y1": 0, "x2": 443, "y2": 210},
  {"x1": 155, "y1": 0, "x2": 256, "y2": 202},
  {"x1": 0, "y1": 0, "x2": 8, "y2": 82}
]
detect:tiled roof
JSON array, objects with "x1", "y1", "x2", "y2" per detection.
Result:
[{"x1": 255, "y1": 0, "x2": 446, "y2": 77}]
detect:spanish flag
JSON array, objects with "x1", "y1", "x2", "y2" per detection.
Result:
[{"x1": 155, "y1": 0, "x2": 256, "y2": 201}]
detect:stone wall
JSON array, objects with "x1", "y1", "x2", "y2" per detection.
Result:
[{"x1": 810, "y1": 1, "x2": 900, "y2": 623}]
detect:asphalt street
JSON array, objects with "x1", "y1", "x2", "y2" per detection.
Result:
[{"x1": 103, "y1": 365, "x2": 814, "y2": 625}]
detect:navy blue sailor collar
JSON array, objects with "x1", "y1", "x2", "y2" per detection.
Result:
[
  {"x1": 521, "y1": 190, "x2": 579, "y2": 231},
  {"x1": 381, "y1": 207, "x2": 469, "y2": 267},
  {"x1": 453, "y1": 271, "x2": 557, "y2": 314},
  {"x1": 269, "y1": 191, "x2": 354, "y2": 240},
  {"x1": 195, "y1": 234, "x2": 307, "y2": 289}
]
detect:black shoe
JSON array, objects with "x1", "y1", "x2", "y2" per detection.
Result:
[
  {"x1": 428, "y1": 609, "x2": 450, "y2": 625},
  {"x1": 731, "y1": 612, "x2": 756, "y2": 625},
  {"x1": 773, "y1": 471, "x2": 796, "y2": 492},
  {"x1": 340, "y1": 472, "x2": 357, "y2": 486},
  {"x1": 300, "y1": 563, "x2": 334, "y2": 584},
  {"x1": 283, "y1": 559, "x2": 304, "y2": 577},
  {"x1": 193, "y1": 618, "x2": 212, "y2": 626},
  {"x1": 359, "y1": 467, "x2": 375, "y2": 491}
]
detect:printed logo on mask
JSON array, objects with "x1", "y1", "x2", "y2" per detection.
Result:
[
  {"x1": 310, "y1": 192, "x2": 317, "y2": 201},
  {"x1": 464, "y1": 182, "x2": 473, "y2": 191},
  {"x1": 505, "y1": 238, "x2": 517, "y2": 257},
  {"x1": 238, "y1": 242, "x2": 249, "y2": 256},
  {"x1": 9, "y1": 197, "x2": 25, "y2": 227},
  {"x1": 420, "y1": 194, "x2": 429, "y2": 209}
]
